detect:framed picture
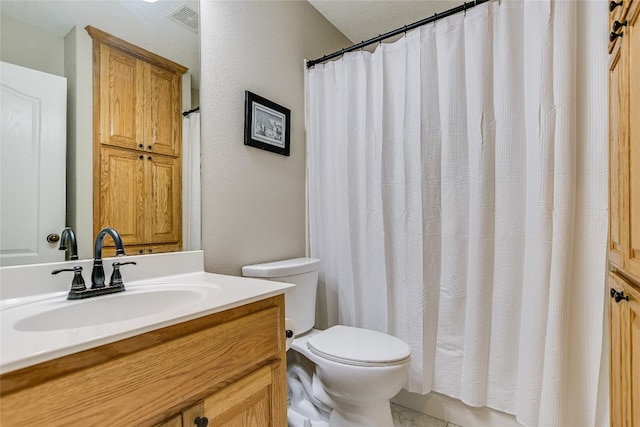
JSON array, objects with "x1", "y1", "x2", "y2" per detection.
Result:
[{"x1": 244, "y1": 91, "x2": 291, "y2": 156}]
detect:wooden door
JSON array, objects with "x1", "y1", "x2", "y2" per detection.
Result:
[
  {"x1": 0, "y1": 61, "x2": 66, "y2": 266},
  {"x1": 199, "y1": 366, "x2": 275, "y2": 427},
  {"x1": 610, "y1": 272, "x2": 640, "y2": 427},
  {"x1": 145, "y1": 63, "x2": 182, "y2": 157},
  {"x1": 625, "y1": 3, "x2": 640, "y2": 279},
  {"x1": 145, "y1": 154, "x2": 181, "y2": 245},
  {"x1": 97, "y1": 146, "x2": 146, "y2": 246},
  {"x1": 98, "y1": 44, "x2": 144, "y2": 151},
  {"x1": 609, "y1": 41, "x2": 625, "y2": 269}
]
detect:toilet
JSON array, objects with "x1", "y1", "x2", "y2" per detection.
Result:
[{"x1": 242, "y1": 258, "x2": 411, "y2": 427}]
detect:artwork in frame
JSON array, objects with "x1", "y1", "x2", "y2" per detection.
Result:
[{"x1": 244, "y1": 91, "x2": 291, "y2": 156}]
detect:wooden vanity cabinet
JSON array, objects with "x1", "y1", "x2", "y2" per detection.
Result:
[
  {"x1": 0, "y1": 296, "x2": 288, "y2": 427},
  {"x1": 609, "y1": 1, "x2": 640, "y2": 425},
  {"x1": 87, "y1": 26, "x2": 185, "y2": 255}
]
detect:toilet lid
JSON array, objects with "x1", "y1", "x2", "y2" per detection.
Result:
[{"x1": 307, "y1": 325, "x2": 411, "y2": 367}]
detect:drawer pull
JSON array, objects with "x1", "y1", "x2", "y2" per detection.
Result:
[
  {"x1": 610, "y1": 1, "x2": 623, "y2": 11},
  {"x1": 194, "y1": 416, "x2": 209, "y2": 427},
  {"x1": 610, "y1": 288, "x2": 629, "y2": 303}
]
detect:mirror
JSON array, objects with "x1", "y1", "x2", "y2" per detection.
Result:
[{"x1": 0, "y1": 0, "x2": 200, "y2": 265}]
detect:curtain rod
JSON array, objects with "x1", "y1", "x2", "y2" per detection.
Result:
[
  {"x1": 307, "y1": 0, "x2": 491, "y2": 68},
  {"x1": 183, "y1": 106, "x2": 200, "y2": 117}
]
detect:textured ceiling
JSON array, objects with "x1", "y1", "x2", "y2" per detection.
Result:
[
  {"x1": 308, "y1": 0, "x2": 465, "y2": 45},
  {"x1": 0, "y1": 0, "x2": 466, "y2": 90},
  {"x1": 0, "y1": 0, "x2": 200, "y2": 88}
]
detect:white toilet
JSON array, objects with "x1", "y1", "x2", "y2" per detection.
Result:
[{"x1": 242, "y1": 258, "x2": 411, "y2": 427}]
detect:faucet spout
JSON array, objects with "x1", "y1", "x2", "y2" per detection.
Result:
[
  {"x1": 91, "y1": 227, "x2": 126, "y2": 288},
  {"x1": 59, "y1": 227, "x2": 78, "y2": 260}
]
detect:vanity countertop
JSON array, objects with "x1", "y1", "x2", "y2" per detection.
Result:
[{"x1": 0, "y1": 251, "x2": 294, "y2": 374}]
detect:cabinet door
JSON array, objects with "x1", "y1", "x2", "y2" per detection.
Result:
[
  {"x1": 99, "y1": 45, "x2": 144, "y2": 151},
  {"x1": 609, "y1": 40, "x2": 625, "y2": 269},
  {"x1": 145, "y1": 154, "x2": 181, "y2": 245},
  {"x1": 625, "y1": 2, "x2": 640, "y2": 279},
  {"x1": 192, "y1": 366, "x2": 276, "y2": 427},
  {"x1": 609, "y1": 273, "x2": 628, "y2": 427},
  {"x1": 609, "y1": 272, "x2": 640, "y2": 427},
  {"x1": 97, "y1": 146, "x2": 146, "y2": 246},
  {"x1": 145, "y1": 63, "x2": 182, "y2": 157}
]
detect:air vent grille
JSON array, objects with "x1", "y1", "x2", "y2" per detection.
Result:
[{"x1": 168, "y1": 4, "x2": 199, "y2": 34}]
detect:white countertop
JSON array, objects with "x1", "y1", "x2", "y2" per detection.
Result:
[{"x1": 0, "y1": 251, "x2": 294, "y2": 374}]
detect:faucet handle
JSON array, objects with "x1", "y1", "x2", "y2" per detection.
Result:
[
  {"x1": 109, "y1": 261, "x2": 137, "y2": 287},
  {"x1": 52, "y1": 266, "x2": 86, "y2": 293}
]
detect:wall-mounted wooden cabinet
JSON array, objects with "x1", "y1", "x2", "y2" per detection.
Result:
[
  {"x1": 87, "y1": 26, "x2": 185, "y2": 255},
  {"x1": 608, "y1": 1, "x2": 640, "y2": 425}
]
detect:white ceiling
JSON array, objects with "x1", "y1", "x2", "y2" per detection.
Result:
[
  {"x1": 308, "y1": 0, "x2": 465, "y2": 45},
  {"x1": 0, "y1": 0, "x2": 465, "y2": 89},
  {"x1": 0, "y1": 0, "x2": 200, "y2": 86}
]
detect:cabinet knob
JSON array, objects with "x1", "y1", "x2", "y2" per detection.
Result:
[
  {"x1": 147, "y1": 156, "x2": 152, "y2": 160},
  {"x1": 47, "y1": 233, "x2": 61, "y2": 243},
  {"x1": 147, "y1": 145, "x2": 152, "y2": 150},
  {"x1": 613, "y1": 20, "x2": 627, "y2": 32},
  {"x1": 609, "y1": 0, "x2": 623, "y2": 11},
  {"x1": 610, "y1": 31, "x2": 624, "y2": 42},
  {"x1": 139, "y1": 155, "x2": 144, "y2": 160},
  {"x1": 194, "y1": 416, "x2": 209, "y2": 427},
  {"x1": 610, "y1": 288, "x2": 629, "y2": 303},
  {"x1": 138, "y1": 144, "x2": 144, "y2": 148}
]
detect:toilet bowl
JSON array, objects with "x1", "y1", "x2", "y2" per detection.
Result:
[{"x1": 242, "y1": 258, "x2": 411, "y2": 427}]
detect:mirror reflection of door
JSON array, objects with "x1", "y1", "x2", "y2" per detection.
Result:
[{"x1": 0, "y1": 61, "x2": 66, "y2": 266}]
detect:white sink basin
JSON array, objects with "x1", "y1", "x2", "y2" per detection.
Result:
[{"x1": 9, "y1": 282, "x2": 221, "y2": 332}]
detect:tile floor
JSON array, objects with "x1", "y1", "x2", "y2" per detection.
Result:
[{"x1": 391, "y1": 403, "x2": 462, "y2": 427}]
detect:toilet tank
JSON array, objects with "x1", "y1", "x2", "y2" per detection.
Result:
[{"x1": 242, "y1": 258, "x2": 320, "y2": 335}]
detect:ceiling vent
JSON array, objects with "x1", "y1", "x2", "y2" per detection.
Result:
[{"x1": 168, "y1": 4, "x2": 199, "y2": 34}]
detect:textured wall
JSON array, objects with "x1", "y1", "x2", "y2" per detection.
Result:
[{"x1": 200, "y1": 0, "x2": 349, "y2": 275}]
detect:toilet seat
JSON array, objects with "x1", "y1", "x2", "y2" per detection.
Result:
[{"x1": 307, "y1": 325, "x2": 411, "y2": 367}]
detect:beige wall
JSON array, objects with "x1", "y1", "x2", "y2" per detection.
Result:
[
  {"x1": 0, "y1": 14, "x2": 64, "y2": 76},
  {"x1": 199, "y1": 0, "x2": 349, "y2": 275}
]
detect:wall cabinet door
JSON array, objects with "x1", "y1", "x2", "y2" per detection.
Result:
[
  {"x1": 146, "y1": 153, "x2": 181, "y2": 245},
  {"x1": 609, "y1": 38, "x2": 625, "y2": 269},
  {"x1": 98, "y1": 44, "x2": 144, "y2": 151},
  {"x1": 625, "y1": 3, "x2": 640, "y2": 279},
  {"x1": 97, "y1": 146, "x2": 146, "y2": 246},
  {"x1": 609, "y1": 0, "x2": 640, "y2": 282},
  {"x1": 609, "y1": 272, "x2": 640, "y2": 427},
  {"x1": 145, "y1": 63, "x2": 182, "y2": 157}
]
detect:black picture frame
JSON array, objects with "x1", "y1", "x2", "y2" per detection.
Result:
[{"x1": 244, "y1": 91, "x2": 291, "y2": 156}]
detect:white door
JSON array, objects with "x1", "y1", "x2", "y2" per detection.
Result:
[{"x1": 1, "y1": 61, "x2": 67, "y2": 266}]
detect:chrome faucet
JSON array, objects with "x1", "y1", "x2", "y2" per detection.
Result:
[
  {"x1": 91, "y1": 227, "x2": 126, "y2": 289},
  {"x1": 58, "y1": 227, "x2": 79, "y2": 260}
]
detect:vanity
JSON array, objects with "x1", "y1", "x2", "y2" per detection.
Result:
[{"x1": 0, "y1": 251, "x2": 292, "y2": 426}]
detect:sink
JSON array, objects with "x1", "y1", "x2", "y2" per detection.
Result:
[{"x1": 11, "y1": 283, "x2": 221, "y2": 332}]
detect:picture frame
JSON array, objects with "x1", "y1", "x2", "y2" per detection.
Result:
[{"x1": 244, "y1": 91, "x2": 291, "y2": 156}]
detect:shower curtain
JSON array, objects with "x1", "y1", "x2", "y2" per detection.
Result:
[
  {"x1": 182, "y1": 111, "x2": 201, "y2": 251},
  {"x1": 306, "y1": 1, "x2": 608, "y2": 426}
]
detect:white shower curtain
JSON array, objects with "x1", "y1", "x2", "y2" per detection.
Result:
[
  {"x1": 306, "y1": 1, "x2": 608, "y2": 426},
  {"x1": 182, "y1": 112, "x2": 201, "y2": 251}
]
